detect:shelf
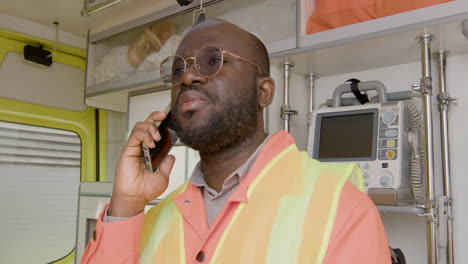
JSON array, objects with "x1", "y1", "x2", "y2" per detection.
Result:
[
  {"x1": 377, "y1": 205, "x2": 425, "y2": 215},
  {"x1": 86, "y1": 84, "x2": 169, "y2": 113},
  {"x1": 84, "y1": 0, "x2": 468, "y2": 112},
  {"x1": 86, "y1": 71, "x2": 164, "y2": 97},
  {"x1": 298, "y1": 1, "x2": 468, "y2": 49},
  {"x1": 271, "y1": 19, "x2": 468, "y2": 78},
  {"x1": 85, "y1": 0, "x2": 296, "y2": 112}
]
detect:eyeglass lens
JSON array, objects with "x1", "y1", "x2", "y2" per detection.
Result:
[{"x1": 159, "y1": 46, "x2": 223, "y2": 84}]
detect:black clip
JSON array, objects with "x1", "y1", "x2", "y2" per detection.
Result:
[
  {"x1": 390, "y1": 247, "x2": 406, "y2": 264},
  {"x1": 346, "y1": 78, "x2": 369, "y2": 105}
]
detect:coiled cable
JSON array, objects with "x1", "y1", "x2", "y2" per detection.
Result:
[{"x1": 406, "y1": 102, "x2": 426, "y2": 200}]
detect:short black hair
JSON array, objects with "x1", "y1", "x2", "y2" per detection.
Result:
[{"x1": 248, "y1": 33, "x2": 270, "y2": 77}]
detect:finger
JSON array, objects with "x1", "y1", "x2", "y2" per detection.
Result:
[
  {"x1": 157, "y1": 155, "x2": 176, "y2": 182},
  {"x1": 142, "y1": 155, "x2": 175, "y2": 198},
  {"x1": 144, "y1": 111, "x2": 168, "y2": 123},
  {"x1": 125, "y1": 122, "x2": 159, "y2": 149}
]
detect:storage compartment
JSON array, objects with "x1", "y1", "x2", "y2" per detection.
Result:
[
  {"x1": 298, "y1": 0, "x2": 468, "y2": 50},
  {"x1": 266, "y1": 0, "x2": 468, "y2": 80},
  {"x1": 303, "y1": 0, "x2": 453, "y2": 35},
  {"x1": 85, "y1": 0, "x2": 296, "y2": 112}
]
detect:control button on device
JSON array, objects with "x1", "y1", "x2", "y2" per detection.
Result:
[
  {"x1": 382, "y1": 111, "x2": 397, "y2": 125},
  {"x1": 363, "y1": 163, "x2": 370, "y2": 170},
  {"x1": 386, "y1": 150, "x2": 396, "y2": 159},
  {"x1": 387, "y1": 139, "x2": 396, "y2": 148},
  {"x1": 385, "y1": 129, "x2": 398, "y2": 138},
  {"x1": 379, "y1": 175, "x2": 391, "y2": 187}
]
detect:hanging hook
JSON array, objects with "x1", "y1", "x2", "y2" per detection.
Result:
[
  {"x1": 193, "y1": 0, "x2": 206, "y2": 26},
  {"x1": 48, "y1": 21, "x2": 59, "y2": 59}
]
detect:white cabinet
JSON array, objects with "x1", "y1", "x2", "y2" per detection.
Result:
[
  {"x1": 298, "y1": 0, "x2": 467, "y2": 48},
  {"x1": 271, "y1": 0, "x2": 468, "y2": 77},
  {"x1": 85, "y1": 0, "x2": 296, "y2": 112},
  {"x1": 84, "y1": 0, "x2": 468, "y2": 111}
]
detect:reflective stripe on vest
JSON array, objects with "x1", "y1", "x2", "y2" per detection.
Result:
[
  {"x1": 140, "y1": 183, "x2": 187, "y2": 264},
  {"x1": 140, "y1": 144, "x2": 363, "y2": 264}
]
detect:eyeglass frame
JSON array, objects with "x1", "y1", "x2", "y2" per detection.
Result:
[{"x1": 158, "y1": 45, "x2": 263, "y2": 86}]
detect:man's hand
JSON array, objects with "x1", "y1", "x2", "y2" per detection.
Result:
[{"x1": 108, "y1": 111, "x2": 176, "y2": 217}]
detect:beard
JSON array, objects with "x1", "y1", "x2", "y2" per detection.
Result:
[{"x1": 171, "y1": 86, "x2": 258, "y2": 156}]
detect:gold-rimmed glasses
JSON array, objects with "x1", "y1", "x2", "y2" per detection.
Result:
[{"x1": 159, "y1": 45, "x2": 263, "y2": 86}]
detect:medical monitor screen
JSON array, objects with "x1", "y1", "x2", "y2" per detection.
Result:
[{"x1": 316, "y1": 110, "x2": 377, "y2": 160}]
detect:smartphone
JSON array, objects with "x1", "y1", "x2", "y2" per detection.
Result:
[{"x1": 142, "y1": 111, "x2": 179, "y2": 172}]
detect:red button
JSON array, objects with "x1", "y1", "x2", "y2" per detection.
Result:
[{"x1": 196, "y1": 251, "x2": 205, "y2": 262}]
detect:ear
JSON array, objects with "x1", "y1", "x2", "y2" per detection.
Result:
[{"x1": 257, "y1": 77, "x2": 275, "y2": 108}]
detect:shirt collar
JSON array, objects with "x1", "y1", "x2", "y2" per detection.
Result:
[
  {"x1": 174, "y1": 131, "x2": 297, "y2": 209},
  {"x1": 190, "y1": 134, "x2": 271, "y2": 198}
]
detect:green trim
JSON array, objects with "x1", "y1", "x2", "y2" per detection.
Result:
[
  {"x1": 0, "y1": 28, "x2": 85, "y2": 58},
  {"x1": 349, "y1": 163, "x2": 364, "y2": 191},
  {"x1": 0, "y1": 97, "x2": 97, "y2": 182},
  {"x1": 316, "y1": 163, "x2": 359, "y2": 264},
  {"x1": 265, "y1": 152, "x2": 320, "y2": 263},
  {"x1": 178, "y1": 205, "x2": 185, "y2": 263},
  {"x1": 48, "y1": 249, "x2": 75, "y2": 264},
  {"x1": 210, "y1": 144, "x2": 296, "y2": 264},
  {"x1": 0, "y1": 28, "x2": 86, "y2": 71},
  {"x1": 140, "y1": 202, "x2": 177, "y2": 263},
  {"x1": 140, "y1": 181, "x2": 189, "y2": 264},
  {"x1": 98, "y1": 110, "x2": 107, "y2": 182}
]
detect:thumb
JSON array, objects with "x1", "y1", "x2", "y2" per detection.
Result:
[
  {"x1": 158, "y1": 154, "x2": 176, "y2": 181},
  {"x1": 143, "y1": 155, "x2": 176, "y2": 201}
]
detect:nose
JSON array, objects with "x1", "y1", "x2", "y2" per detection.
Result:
[
  {"x1": 179, "y1": 60, "x2": 207, "y2": 88},
  {"x1": 171, "y1": 62, "x2": 207, "y2": 109}
]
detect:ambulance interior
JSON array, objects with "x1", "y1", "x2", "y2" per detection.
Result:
[{"x1": 1, "y1": 0, "x2": 467, "y2": 263}]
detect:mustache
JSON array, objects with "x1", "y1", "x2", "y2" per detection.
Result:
[{"x1": 174, "y1": 86, "x2": 215, "y2": 106}]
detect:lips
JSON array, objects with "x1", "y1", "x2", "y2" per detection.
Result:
[{"x1": 176, "y1": 90, "x2": 208, "y2": 113}]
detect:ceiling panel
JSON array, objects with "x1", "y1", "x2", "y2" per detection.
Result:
[{"x1": 0, "y1": 0, "x2": 175, "y2": 37}]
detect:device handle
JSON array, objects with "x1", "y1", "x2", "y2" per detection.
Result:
[{"x1": 332, "y1": 80, "x2": 388, "y2": 107}]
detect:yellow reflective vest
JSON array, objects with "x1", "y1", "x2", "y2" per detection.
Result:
[{"x1": 140, "y1": 137, "x2": 363, "y2": 264}]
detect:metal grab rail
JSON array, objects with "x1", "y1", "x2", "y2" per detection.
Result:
[
  {"x1": 436, "y1": 51, "x2": 455, "y2": 264},
  {"x1": 414, "y1": 34, "x2": 438, "y2": 264},
  {"x1": 281, "y1": 61, "x2": 298, "y2": 132}
]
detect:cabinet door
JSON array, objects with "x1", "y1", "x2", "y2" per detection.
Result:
[
  {"x1": 303, "y1": 0, "x2": 453, "y2": 35},
  {"x1": 299, "y1": 0, "x2": 468, "y2": 48},
  {"x1": 86, "y1": 0, "x2": 297, "y2": 112}
]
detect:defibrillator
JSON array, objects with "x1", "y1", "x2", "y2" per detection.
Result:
[{"x1": 308, "y1": 80, "x2": 424, "y2": 206}]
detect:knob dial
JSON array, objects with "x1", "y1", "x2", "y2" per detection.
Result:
[
  {"x1": 379, "y1": 174, "x2": 393, "y2": 187},
  {"x1": 382, "y1": 111, "x2": 396, "y2": 125}
]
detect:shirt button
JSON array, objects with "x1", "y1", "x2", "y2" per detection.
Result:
[{"x1": 196, "y1": 251, "x2": 205, "y2": 262}]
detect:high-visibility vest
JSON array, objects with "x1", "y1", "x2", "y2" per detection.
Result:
[{"x1": 139, "y1": 143, "x2": 363, "y2": 264}]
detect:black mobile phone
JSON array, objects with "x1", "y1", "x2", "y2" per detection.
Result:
[{"x1": 142, "y1": 112, "x2": 179, "y2": 172}]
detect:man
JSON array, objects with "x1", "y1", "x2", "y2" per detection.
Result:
[{"x1": 81, "y1": 19, "x2": 390, "y2": 263}]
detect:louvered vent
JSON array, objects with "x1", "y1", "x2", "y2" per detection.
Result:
[{"x1": 0, "y1": 121, "x2": 81, "y2": 168}]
